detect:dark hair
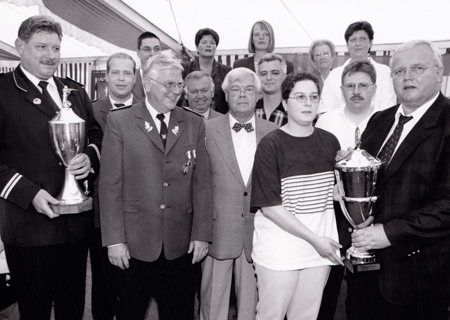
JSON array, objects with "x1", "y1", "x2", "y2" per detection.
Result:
[
  {"x1": 194, "y1": 28, "x2": 219, "y2": 47},
  {"x1": 18, "y1": 15, "x2": 63, "y2": 42},
  {"x1": 107, "y1": 53, "x2": 136, "y2": 74},
  {"x1": 281, "y1": 72, "x2": 321, "y2": 100},
  {"x1": 341, "y1": 61, "x2": 376, "y2": 85},
  {"x1": 344, "y1": 21, "x2": 374, "y2": 42},
  {"x1": 137, "y1": 31, "x2": 160, "y2": 50}
]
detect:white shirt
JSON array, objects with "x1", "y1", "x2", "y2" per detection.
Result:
[
  {"x1": 21, "y1": 65, "x2": 62, "y2": 108},
  {"x1": 229, "y1": 114, "x2": 257, "y2": 186},
  {"x1": 379, "y1": 92, "x2": 439, "y2": 160},
  {"x1": 315, "y1": 105, "x2": 376, "y2": 149},
  {"x1": 318, "y1": 57, "x2": 396, "y2": 114},
  {"x1": 145, "y1": 99, "x2": 171, "y2": 133},
  {"x1": 109, "y1": 95, "x2": 134, "y2": 109}
]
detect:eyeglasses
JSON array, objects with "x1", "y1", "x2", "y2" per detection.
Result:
[
  {"x1": 288, "y1": 94, "x2": 320, "y2": 103},
  {"x1": 341, "y1": 83, "x2": 375, "y2": 91},
  {"x1": 148, "y1": 78, "x2": 184, "y2": 91},
  {"x1": 390, "y1": 66, "x2": 437, "y2": 79},
  {"x1": 253, "y1": 32, "x2": 270, "y2": 38},
  {"x1": 229, "y1": 86, "x2": 256, "y2": 95},
  {"x1": 314, "y1": 51, "x2": 330, "y2": 58}
]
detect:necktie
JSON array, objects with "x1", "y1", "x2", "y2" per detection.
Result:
[
  {"x1": 114, "y1": 103, "x2": 125, "y2": 108},
  {"x1": 38, "y1": 81, "x2": 59, "y2": 112},
  {"x1": 232, "y1": 122, "x2": 254, "y2": 133},
  {"x1": 377, "y1": 114, "x2": 413, "y2": 165},
  {"x1": 156, "y1": 113, "x2": 168, "y2": 148}
]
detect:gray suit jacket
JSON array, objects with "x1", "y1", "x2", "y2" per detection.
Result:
[{"x1": 205, "y1": 114, "x2": 277, "y2": 262}]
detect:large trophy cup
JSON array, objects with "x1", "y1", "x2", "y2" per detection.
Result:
[
  {"x1": 334, "y1": 131, "x2": 384, "y2": 273},
  {"x1": 48, "y1": 86, "x2": 93, "y2": 214}
]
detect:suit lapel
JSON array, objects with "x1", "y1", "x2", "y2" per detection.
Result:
[
  {"x1": 13, "y1": 67, "x2": 58, "y2": 119},
  {"x1": 215, "y1": 114, "x2": 246, "y2": 187},
  {"x1": 383, "y1": 94, "x2": 445, "y2": 182},
  {"x1": 165, "y1": 108, "x2": 185, "y2": 154},
  {"x1": 133, "y1": 102, "x2": 165, "y2": 152}
]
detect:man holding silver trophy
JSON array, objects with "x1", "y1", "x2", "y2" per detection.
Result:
[
  {"x1": 343, "y1": 40, "x2": 450, "y2": 320},
  {"x1": 0, "y1": 16, "x2": 102, "y2": 319}
]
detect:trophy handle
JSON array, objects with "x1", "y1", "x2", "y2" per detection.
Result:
[{"x1": 334, "y1": 170, "x2": 356, "y2": 228}]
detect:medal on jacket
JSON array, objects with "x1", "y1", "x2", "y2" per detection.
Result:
[{"x1": 182, "y1": 150, "x2": 195, "y2": 175}]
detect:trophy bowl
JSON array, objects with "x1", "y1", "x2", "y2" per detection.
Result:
[
  {"x1": 334, "y1": 146, "x2": 385, "y2": 272},
  {"x1": 48, "y1": 86, "x2": 93, "y2": 214}
]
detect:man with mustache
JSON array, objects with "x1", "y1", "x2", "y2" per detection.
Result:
[
  {"x1": 315, "y1": 60, "x2": 377, "y2": 320},
  {"x1": 0, "y1": 15, "x2": 102, "y2": 319}
]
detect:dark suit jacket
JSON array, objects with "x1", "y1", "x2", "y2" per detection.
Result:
[
  {"x1": 99, "y1": 102, "x2": 212, "y2": 262},
  {"x1": 360, "y1": 93, "x2": 450, "y2": 304},
  {"x1": 206, "y1": 115, "x2": 277, "y2": 262},
  {"x1": 233, "y1": 55, "x2": 294, "y2": 74},
  {"x1": 0, "y1": 66, "x2": 102, "y2": 247},
  {"x1": 131, "y1": 69, "x2": 145, "y2": 102},
  {"x1": 92, "y1": 96, "x2": 139, "y2": 131}
]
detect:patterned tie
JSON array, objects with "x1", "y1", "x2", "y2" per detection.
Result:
[
  {"x1": 38, "y1": 81, "x2": 59, "y2": 112},
  {"x1": 156, "y1": 113, "x2": 168, "y2": 148},
  {"x1": 232, "y1": 122, "x2": 254, "y2": 133},
  {"x1": 377, "y1": 115, "x2": 413, "y2": 165}
]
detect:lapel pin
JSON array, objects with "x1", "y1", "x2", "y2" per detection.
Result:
[
  {"x1": 172, "y1": 125, "x2": 179, "y2": 136},
  {"x1": 33, "y1": 98, "x2": 41, "y2": 105},
  {"x1": 145, "y1": 121, "x2": 153, "y2": 132}
]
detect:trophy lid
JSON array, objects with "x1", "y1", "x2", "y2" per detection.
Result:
[
  {"x1": 48, "y1": 85, "x2": 85, "y2": 124},
  {"x1": 335, "y1": 127, "x2": 384, "y2": 169}
]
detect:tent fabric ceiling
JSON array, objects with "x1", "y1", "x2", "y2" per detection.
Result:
[
  {"x1": 0, "y1": 41, "x2": 19, "y2": 61},
  {"x1": 42, "y1": 0, "x2": 171, "y2": 52}
]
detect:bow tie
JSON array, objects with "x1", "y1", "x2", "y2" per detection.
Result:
[
  {"x1": 114, "y1": 103, "x2": 125, "y2": 108},
  {"x1": 232, "y1": 122, "x2": 254, "y2": 133}
]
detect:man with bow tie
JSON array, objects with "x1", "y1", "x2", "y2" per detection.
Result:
[
  {"x1": 201, "y1": 68, "x2": 277, "y2": 320},
  {"x1": 0, "y1": 16, "x2": 102, "y2": 319},
  {"x1": 99, "y1": 54, "x2": 212, "y2": 320}
]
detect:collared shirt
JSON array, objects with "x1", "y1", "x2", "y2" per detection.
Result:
[
  {"x1": 201, "y1": 108, "x2": 211, "y2": 119},
  {"x1": 229, "y1": 114, "x2": 257, "y2": 186},
  {"x1": 318, "y1": 57, "x2": 396, "y2": 114},
  {"x1": 109, "y1": 95, "x2": 134, "y2": 109},
  {"x1": 379, "y1": 92, "x2": 439, "y2": 159},
  {"x1": 21, "y1": 65, "x2": 62, "y2": 108},
  {"x1": 145, "y1": 98, "x2": 171, "y2": 133},
  {"x1": 255, "y1": 99, "x2": 288, "y2": 127},
  {"x1": 315, "y1": 104, "x2": 376, "y2": 149}
]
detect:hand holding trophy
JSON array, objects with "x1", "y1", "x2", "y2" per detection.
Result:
[
  {"x1": 48, "y1": 86, "x2": 93, "y2": 214},
  {"x1": 334, "y1": 129, "x2": 384, "y2": 273}
]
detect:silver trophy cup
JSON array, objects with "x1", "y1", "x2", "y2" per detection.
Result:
[
  {"x1": 334, "y1": 136, "x2": 384, "y2": 273},
  {"x1": 48, "y1": 86, "x2": 93, "y2": 214}
]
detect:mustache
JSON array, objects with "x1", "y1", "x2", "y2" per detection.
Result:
[{"x1": 350, "y1": 95, "x2": 364, "y2": 101}]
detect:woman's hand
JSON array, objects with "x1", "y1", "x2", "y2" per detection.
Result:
[{"x1": 312, "y1": 236, "x2": 344, "y2": 266}]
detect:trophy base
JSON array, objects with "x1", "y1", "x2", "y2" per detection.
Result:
[
  {"x1": 345, "y1": 247, "x2": 382, "y2": 273},
  {"x1": 50, "y1": 197, "x2": 93, "y2": 214}
]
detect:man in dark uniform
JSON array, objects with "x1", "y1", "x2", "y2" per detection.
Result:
[{"x1": 0, "y1": 15, "x2": 102, "y2": 320}]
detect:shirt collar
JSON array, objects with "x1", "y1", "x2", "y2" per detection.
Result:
[
  {"x1": 229, "y1": 113, "x2": 255, "y2": 129},
  {"x1": 397, "y1": 92, "x2": 439, "y2": 121},
  {"x1": 20, "y1": 65, "x2": 57, "y2": 92},
  {"x1": 109, "y1": 95, "x2": 134, "y2": 109},
  {"x1": 145, "y1": 98, "x2": 171, "y2": 123}
]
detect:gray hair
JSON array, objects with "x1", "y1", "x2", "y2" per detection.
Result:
[
  {"x1": 107, "y1": 53, "x2": 136, "y2": 74},
  {"x1": 390, "y1": 40, "x2": 443, "y2": 70},
  {"x1": 309, "y1": 39, "x2": 336, "y2": 61},
  {"x1": 258, "y1": 53, "x2": 287, "y2": 74},
  {"x1": 143, "y1": 55, "x2": 183, "y2": 80},
  {"x1": 222, "y1": 68, "x2": 262, "y2": 93},
  {"x1": 18, "y1": 15, "x2": 63, "y2": 42},
  {"x1": 341, "y1": 61, "x2": 377, "y2": 85},
  {"x1": 184, "y1": 71, "x2": 215, "y2": 93}
]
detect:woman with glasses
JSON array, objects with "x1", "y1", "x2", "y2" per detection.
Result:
[
  {"x1": 309, "y1": 39, "x2": 336, "y2": 91},
  {"x1": 251, "y1": 72, "x2": 343, "y2": 320},
  {"x1": 233, "y1": 20, "x2": 294, "y2": 74},
  {"x1": 182, "y1": 28, "x2": 231, "y2": 114}
]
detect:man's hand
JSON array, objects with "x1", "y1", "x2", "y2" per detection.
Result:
[
  {"x1": 32, "y1": 189, "x2": 60, "y2": 219},
  {"x1": 188, "y1": 240, "x2": 208, "y2": 264},
  {"x1": 108, "y1": 243, "x2": 130, "y2": 270},
  {"x1": 68, "y1": 153, "x2": 91, "y2": 180},
  {"x1": 352, "y1": 218, "x2": 391, "y2": 251}
]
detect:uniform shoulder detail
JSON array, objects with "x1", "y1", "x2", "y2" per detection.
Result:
[
  {"x1": 111, "y1": 105, "x2": 132, "y2": 111},
  {"x1": 182, "y1": 107, "x2": 204, "y2": 117},
  {"x1": 64, "y1": 77, "x2": 84, "y2": 87}
]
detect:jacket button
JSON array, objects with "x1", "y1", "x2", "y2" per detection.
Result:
[
  {"x1": 160, "y1": 204, "x2": 165, "y2": 209},
  {"x1": 244, "y1": 192, "x2": 248, "y2": 196},
  {"x1": 348, "y1": 228, "x2": 353, "y2": 233},
  {"x1": 163, "y1": 182, "x2": 169, "y2": 187},
  {"x1": 59, "y1": 162, "x2": 63, "y2": 166}
]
